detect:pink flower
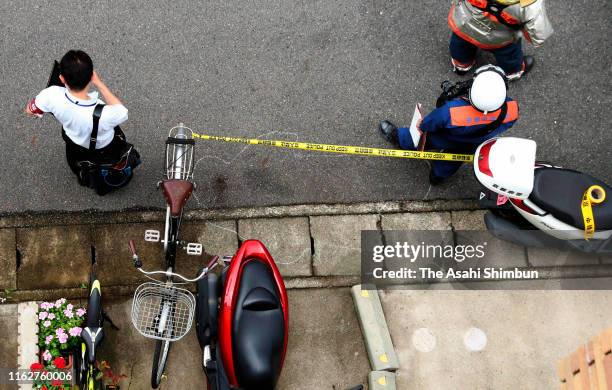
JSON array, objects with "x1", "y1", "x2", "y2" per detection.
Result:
[
  {"x1": 63, "y1": 309, "x2": 73, "y2": 318},
  {"x1": 66, "y1": 304, "x2": 73, "y2": 311},
  {"x1": 68, "y1": 327, "x2": 82, "y2": 337},
  {"x1": 40, "y1": 302, "x2": 52, "y2": 310},
  {"x1": 58, "y1": 333, "x2": 68, "y2": 344},
  {"x1": 38, "y1": 312, "x2": 48, "y2": 320},
  {"x1": 42, "y1": 350, "x2": 52, "y2": 361},
  {"x1": 47, "y1": 313, "x2": 55, "y2": 320},
  {"x1": 54, "y1": 298, "x2": 65, "y2": 308},
  {"x1": 76, "y1": 308, "x2": 86, "y2": 317},
  {"x1": 55, "y1": 328, "x2": 65, "y2": 337},
  {"x1": 45, "y1": 335, "x2": 53, "y2": 345},
  {"x1": 43, "y1": 320, "x2": 51, "y2": 328}
]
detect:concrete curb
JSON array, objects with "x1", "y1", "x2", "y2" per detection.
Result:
[
  {"x1": 1, "y1": 201, "x2": 609, "y2": 303},
  {"x1": 351, "y1": 285, "x2": 399, "y2": 372},
  {"x1": 6, "y1": 276, "x2": 362, "y2": 303},
  {"x1": 17, "y1": 302, "x2": 38, "y2": 390},
  {"x1": 369, "y1": 371, "x2": 397, "y2": 390},
  {"x1": 0, "y1": 199, "x2": 479, "y2": 228}
]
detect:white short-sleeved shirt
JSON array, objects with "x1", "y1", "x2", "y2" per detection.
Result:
[{"x1": 34, "y1": 86, "x2": 128, "y2": 149}]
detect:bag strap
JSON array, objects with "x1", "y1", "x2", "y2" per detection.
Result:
[
  {"x1": 89, "y1": 103, "x2": 105, "y2": 152},
  {"x1": 470, "y1": 101, "x2": 508, "y2": 138}
]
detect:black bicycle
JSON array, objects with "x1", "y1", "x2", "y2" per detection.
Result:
[{"x1": 74, "y1": 271, "x2": 118, "y2": 390}]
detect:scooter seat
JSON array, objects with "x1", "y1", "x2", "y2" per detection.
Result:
[
  {"x1": 232, "y1": 259, "x2": 285, "y2": 389},
  {"x1": 161, "y1": 179, "x2": 193, "y2": 217},
  {"x1": 529, "y1": 168, "x2": 612, "y2": 230}
]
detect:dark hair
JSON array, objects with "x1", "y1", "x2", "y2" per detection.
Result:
[{"x1": 59, "y1": 50, "x2": 93, "y2": 91}]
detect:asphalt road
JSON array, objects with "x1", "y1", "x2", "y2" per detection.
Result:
[{"x1": 1, "y1": 1, "x2": 610, "y2": 213}]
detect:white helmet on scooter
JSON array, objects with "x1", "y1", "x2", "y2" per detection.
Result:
[{"x1": 469, "y1": 65, "x2": 508, "y2": 114}]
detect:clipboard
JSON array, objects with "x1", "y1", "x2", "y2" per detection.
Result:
[
  {"x1": 409, "y1": 103, "x2": 426, "y2": 151},
  {"x1": 46, "y1": 60, "x2": 63, "y2": 88}
]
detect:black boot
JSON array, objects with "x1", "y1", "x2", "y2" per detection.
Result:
[
  {"x1": 523, "y1": 55, "x2": 535, "y2": 75},
  {"x1": 379, "y1": 120, "x2": 399, "y2": 146},
  {"x1": 429, "y1": 170, "x2": 446, "y2": 186},
  {"x1": 508, "y1": 56, "x2": 535, "y2": 81}
]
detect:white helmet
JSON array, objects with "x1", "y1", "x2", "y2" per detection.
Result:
[{"x1": 469, "y1": 65, "x2": 508, "y2": 114}]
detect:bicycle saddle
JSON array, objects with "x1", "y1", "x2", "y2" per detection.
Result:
[
  {"x1": 81, "y1": 327, "x2": 104, "y2": 364},
  {"x1": 529, "y1": 168, "x2": 612, "y2": 230},
  {"x1": 161, "y1": 179, "x2": 194, "y2": 216}
]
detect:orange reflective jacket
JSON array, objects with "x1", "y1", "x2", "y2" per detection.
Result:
[{"x1": 450, "y1": 101, "x2": 519, "y2": 127}]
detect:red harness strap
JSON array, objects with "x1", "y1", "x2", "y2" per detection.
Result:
[{"x1": 466, "y1": 0, "x2": 521, "y2": 28}]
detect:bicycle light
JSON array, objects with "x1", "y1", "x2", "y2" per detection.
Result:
[{"x1": 165, "y1": 123, "x2": 195, "y2": 180}]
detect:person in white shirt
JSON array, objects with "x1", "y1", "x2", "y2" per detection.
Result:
[{"x1": 25, "y1": 50, "x2": 130, "y2": 178}]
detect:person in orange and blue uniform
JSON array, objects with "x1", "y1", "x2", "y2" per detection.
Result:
[{"x1": 379, "y1": 65, "x2": 519, "y2": 185}]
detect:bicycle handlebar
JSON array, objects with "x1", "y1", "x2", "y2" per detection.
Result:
[
  {"x1": 206, "y1": 255, "x2": 220, "y2": 270},
  {"x1": 128, "y1": 240, "x2": 142, "y2": 268},
  {"x1": 135, "y1": 267, "x2": 208, "y2": 283},
  {"x1": 128, "y1": 240, "x2": 137, "y2": 257},
  {"x1": 128, "y1": 240, "x2": 218, "y2": 283}
]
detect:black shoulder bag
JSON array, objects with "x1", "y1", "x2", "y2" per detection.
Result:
[{"x1": 77, "y1": 104, "x2": 141, "y2": 195}]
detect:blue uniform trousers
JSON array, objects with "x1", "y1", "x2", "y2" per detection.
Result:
[
  {"x1": 396, "y1": 127, "x2": 474, "y2": 179},
  {"x1": 450, "y1": 33, "x2": 524, "y2": 74}
]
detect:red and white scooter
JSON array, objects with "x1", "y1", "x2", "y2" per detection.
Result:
[
  {"x1": 196, "y1": 240, "x2": 289, "y2": 390},
  {"x1": 474, "y1": 137, "x2": 612, "y2": 254}
]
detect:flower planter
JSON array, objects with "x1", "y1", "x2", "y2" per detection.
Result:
[
  {"x1": 38, "y1": 350, "x2": 74, "y2": 370},
  {"x1": 36, "y1": 298, "x2": 86, "y2": 372}
]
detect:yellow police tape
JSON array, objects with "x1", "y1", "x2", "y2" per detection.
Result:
[
  {"x1": 581, "y1": 185, "x2": 606, "y2": 240},
  {"x1": 191, "y1": 133, "x2": 474, "y2": 162}
]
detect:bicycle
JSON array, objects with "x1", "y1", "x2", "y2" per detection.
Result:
[
  {"x1": 74, "y1": 271, "x2": 118, "y2": 390},
  {"x1": 129, "y1": 124, "x2": 208, "y2": 388}
]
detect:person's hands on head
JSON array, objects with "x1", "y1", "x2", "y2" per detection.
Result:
[
  {"x1": 90, "y1": 69, "x2": 122, "y2": 106},
  {"x1": 90, "y1": 71, "x2": 101, "y2": 87}
]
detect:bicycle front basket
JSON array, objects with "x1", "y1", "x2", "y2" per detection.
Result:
[{"x1": 131, "y1": 282, "x2": 196, "y2": 342}]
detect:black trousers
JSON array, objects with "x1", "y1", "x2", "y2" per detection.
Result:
[{"x1": 63, "y1": 127, "x2": 126, "y2": 176}]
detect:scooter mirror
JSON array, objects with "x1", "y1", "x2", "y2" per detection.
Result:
[{"x1": 473, "y1": 137, "x2": 537, "y2": 200}]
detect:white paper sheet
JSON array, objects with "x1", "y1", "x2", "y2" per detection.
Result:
[{"x1": 409, "y1": 103, "x2": 423, "y2": 147}]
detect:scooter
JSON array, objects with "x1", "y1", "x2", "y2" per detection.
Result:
[
  {"x1": 196, "y1": 240, "x2": 289, "y2": 390},
  {"x1": 473, "y1": 137, "x2": 612, "y2": 254}
]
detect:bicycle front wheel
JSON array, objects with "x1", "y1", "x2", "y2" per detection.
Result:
[
  {"x1": 84, "y1": 364, "x2": 103, "y2": 390},
  {"x1": 151, "y1": 339, "x2": 172, "y2": 388}
]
